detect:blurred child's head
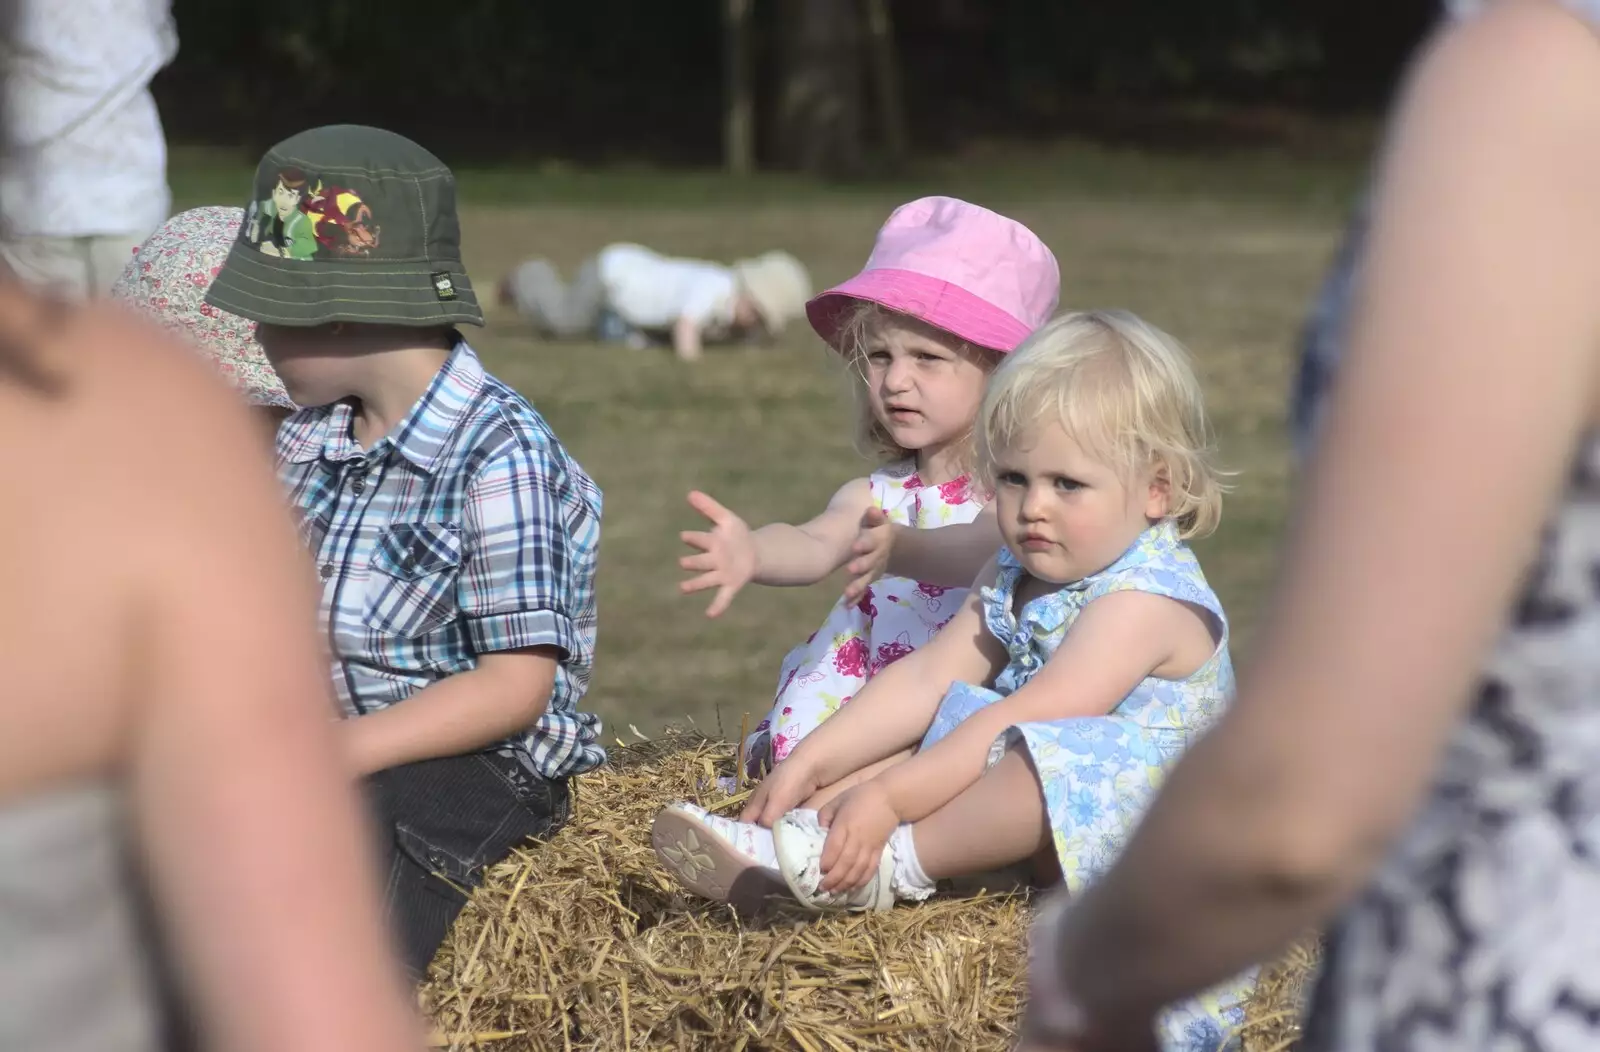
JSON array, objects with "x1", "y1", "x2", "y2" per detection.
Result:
[
  {"x1": 205, "y1": 124, "x2": 483, "y2": 407},
  {"x1": 806, "y1": 196, "x2": 1060, "y2": 477},
  {"x1": 979, "y1": 310, "x2": 1224, "y2": 584},
  {"x1": 111, "y1": 206, "x2": 296, "y2": 425},
  {"x1": 731, "y1": 251, "x2": 812, "y2": 338}
]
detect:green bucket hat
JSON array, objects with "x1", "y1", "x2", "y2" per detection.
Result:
[{"x1": 205, "y1": 124, "x2": 483, "y2": 327}]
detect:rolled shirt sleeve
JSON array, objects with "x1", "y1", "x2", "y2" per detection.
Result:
[{"x1": 459, "y1": 443, "x2": 583, "y2": 658}]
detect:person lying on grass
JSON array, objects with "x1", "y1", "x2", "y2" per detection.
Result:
[
  {"x1": 500, "y1": 242, "x2": 810, "y2": 361},
  {"x1": 654, "y1": 310, "x2": 1258, "y2": 1052}
]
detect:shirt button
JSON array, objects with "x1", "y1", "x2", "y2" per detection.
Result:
[
  {"x1": 352, "y1": 478, "x2": 366, "y2": 495},
  {"x1": 319, "y1": 563, "x2": 334, "y2": 580}
]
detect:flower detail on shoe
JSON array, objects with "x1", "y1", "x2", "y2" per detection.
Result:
[
  {"x1": 660, "y1": 827, "x2": 718, "y2": 890},
  {"x1": 652, "y1": 804, "x2": 793, "y2": 913}
]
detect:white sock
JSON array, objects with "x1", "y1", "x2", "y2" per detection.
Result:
[
  {"x1": 888, "y1": 824, "x2": 937, "y2": 901},
  {"x1": 681, "y1": 803, "x2": 779, "y2": 868}
]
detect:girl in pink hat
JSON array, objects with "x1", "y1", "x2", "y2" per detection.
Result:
[{"x1": 676, "y1": 196, "x2": 1060, "y2": 775}]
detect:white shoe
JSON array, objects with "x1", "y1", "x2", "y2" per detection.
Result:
[
  {"x1": 772, "y1": 810, "x2": 896, "y2": 912},
  {"x1": 651, "y1": 804, "x2": 788, "y2": 914}
]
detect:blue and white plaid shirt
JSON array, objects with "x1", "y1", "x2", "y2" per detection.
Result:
[{"x1": 276, "y1": 340, "x2": 605, "y2": 780}]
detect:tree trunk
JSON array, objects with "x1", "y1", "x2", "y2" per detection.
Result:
[
  {"x1": 863, "y1": 0, "x2": 908, "y2": 169},
  {"x1": 774, "y1": 0, "x2": 865, "y2": 178},
  {"x1": 722, "y1": 0, "x2": 755, "y2": 175}
]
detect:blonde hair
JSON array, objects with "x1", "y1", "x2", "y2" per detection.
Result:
[
  {"x1": 978, "y1": 310, "x2": 1227, "y2": 538},
  {"x1": 834, "y1": 300, "x2": 1003, "y2": 474}
]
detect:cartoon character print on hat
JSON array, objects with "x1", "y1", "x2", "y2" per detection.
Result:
[
  {"x1": 245, "y1": 166, "x2": 382, "y2": 261},
  {"x1": 306, "y1": 183, "x2": 381, "y2": 256},
  {"x1": 246, "y1": 167, "x2": 315, "y2": 259}
]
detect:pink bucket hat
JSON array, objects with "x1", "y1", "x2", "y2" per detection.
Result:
[
  {"x1": 111, "y1": 206, "x2": 295, "y2": 410},
  {"x1": 806, "y1": 196, "x2": 1059, "y2": 354}
]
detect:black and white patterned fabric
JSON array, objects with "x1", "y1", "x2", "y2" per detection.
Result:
[
  {"x1": 1298, "y1": 4, "x2": 1600, "y2": 1047},
  {"x1": 1302, "y1": 436, "x2": 1600, "y2": 1049}
]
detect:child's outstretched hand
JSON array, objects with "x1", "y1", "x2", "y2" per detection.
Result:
[
  {"x1": 842, "y1": 506, "x2": 893, "y2": 603},
  {"x1": 816, "y1": 781, "x2": 900, "y2": 893},
  {"x1": 679, "y1": 490, "x2": 757, "y2": 617}
]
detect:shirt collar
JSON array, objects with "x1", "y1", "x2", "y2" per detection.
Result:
[{"x1": 280, "y1": 339, "x2": 486, "y2": 473}]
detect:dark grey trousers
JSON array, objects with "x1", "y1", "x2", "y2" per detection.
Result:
[{"x1": 365, "y1": 753, "x2": 571, "y2": 978}]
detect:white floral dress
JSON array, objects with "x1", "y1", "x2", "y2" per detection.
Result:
[
  {"x1": 920, "y1": 522, "x2": 1256, "y2": 1052},
  {"x1": 744, "y1": 461, "x2": 985, "y2": 774}
]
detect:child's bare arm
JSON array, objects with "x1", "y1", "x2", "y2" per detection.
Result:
[
  {"x1": 751, "y1": 477, "x2": 877, "y2": 584},
  {"x1": 341, "y1": 647, "x2": 560, "y2": 774},
  {"x1": 875, "y1": 590, "x2": 1197, "y2": 825},
  {"x1": 743, "y1": 559, "x2": 1007, "y2": 826},
  {"x1": 672, "y1": 316, "x2": 704, "y2": 361},
  {"x1": 680, "y1": 478, "x2": 876, "y2": 616},
  {"x1": 842, "y1": 505, "x2": 1000, "y2": 601}
]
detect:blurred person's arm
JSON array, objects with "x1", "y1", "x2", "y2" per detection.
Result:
[
  {"x1": 1027, "y1": 2, "x2": 1600, "y2": 1041},
  {"x1": 673, "y1": 272, "x2": 741, "y2": 361},
  {"x1": 672, "y1": 316, "x2": 703, "y2": 361},
  {"x1": 128, "y1": 326, "x2": 423, "y2": 1052}
]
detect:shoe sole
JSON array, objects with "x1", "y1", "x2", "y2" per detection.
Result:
[{"x1": 651, "y1": 806, "x2": 790, "y2": 917}]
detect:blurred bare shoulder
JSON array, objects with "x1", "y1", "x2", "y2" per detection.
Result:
[
  {"x1": 1418, "y1": 0, "x2": 1600, "y2": 121},
  {"x1": 76, "y1": 301, "x2": 275, "y2": 459},
  {"x1": 0, "y1": 295, "x2": 311, "y2": 797}
]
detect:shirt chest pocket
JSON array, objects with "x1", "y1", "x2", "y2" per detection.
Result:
[{"x1": 364, "y1": 523, "x2": 463, "y2": 638}]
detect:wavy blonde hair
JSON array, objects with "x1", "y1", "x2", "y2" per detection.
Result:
[
  {"x1": 833, "y1": 300, "x2": 1004, "y2": 475},
  {"x1": 978, "y1": 310, "x2": 1228, "y2": 538}
]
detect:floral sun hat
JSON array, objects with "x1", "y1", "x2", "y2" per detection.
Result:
[{"x1": 111, "y1": 206, "x2": 295, "y2": 409}]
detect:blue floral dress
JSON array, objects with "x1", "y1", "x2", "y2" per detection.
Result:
[{"x1": 919, "y1": 521, "x2": 1256, "y2": 1052}]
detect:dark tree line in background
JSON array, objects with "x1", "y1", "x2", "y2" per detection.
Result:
[{"x1": 159, "y1": 0, "x2": 1437, "y2": 173}]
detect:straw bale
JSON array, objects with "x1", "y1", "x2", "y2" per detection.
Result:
[{"x1": 420, "y1": 732, "x2": 1317, "y2": 1051}]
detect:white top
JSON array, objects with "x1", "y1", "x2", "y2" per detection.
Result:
[
  {"x1": 597, "y1": 243, "x2": 738, "y2": 331},
  {"x1": 0, "y1": 0, "x2": 177, "y2": 239}
]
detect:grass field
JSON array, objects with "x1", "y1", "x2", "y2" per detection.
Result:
[{"x1": 174, "y1": 141, "x2": 1356, "y2": 741}]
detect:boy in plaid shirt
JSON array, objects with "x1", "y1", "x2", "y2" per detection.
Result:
[{"x1": 207, "y1": 124, "x2": 604, "y2": 977}]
